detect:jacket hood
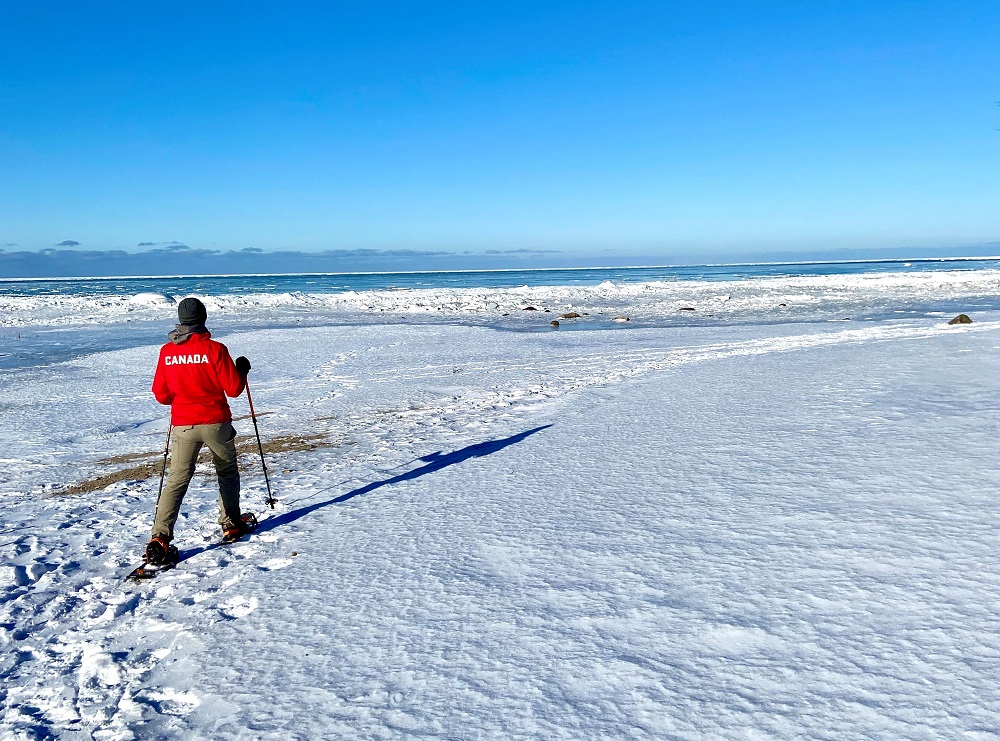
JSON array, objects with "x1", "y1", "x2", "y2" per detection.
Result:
[{"x1": 168, "y1": 324, "x2": 210, "y2": 345}]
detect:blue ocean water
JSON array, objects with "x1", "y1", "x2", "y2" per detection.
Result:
[{"x1": 4, "y1": 258, "x2": 1000, "y2": 298}]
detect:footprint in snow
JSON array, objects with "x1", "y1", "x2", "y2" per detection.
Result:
[
  {"x1": 14, "y1": 537, "x2": 37, "y2": 556},
  {"x1": 137, "y1": 687, "x2": 202, "y2": 716},
  {"x1": 257, "y1": 558, "x2": 294, "y2": 571},
  {"x1": 2, "y1": 561, "x2": 53, "y2": 587},
  {"x1": 217, "y1": 595, "x2": 258, "y2": 619},
  {"x1": 75, "y1": 644, "x2": 126, "y2": 725},
  {"x1": 87, "y1": 594, "x2": 141, "y2": 625}
]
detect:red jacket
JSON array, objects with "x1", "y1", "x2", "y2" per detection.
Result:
[{"x1": 152, "y1": 332, "x2": 245, "y2": 425}]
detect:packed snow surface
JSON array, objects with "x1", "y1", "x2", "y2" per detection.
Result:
[{"x1": 2, "y1": 277, "x2": 1000, "y2": 738}]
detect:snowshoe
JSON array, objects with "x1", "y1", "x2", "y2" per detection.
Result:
[{"x1": 221, "y1": 513, "x2": 258, "y2": 544}]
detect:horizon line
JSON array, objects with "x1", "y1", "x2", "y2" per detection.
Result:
[{"x1": 2, "y1": 255, "x2": 1000, "y2": 283}]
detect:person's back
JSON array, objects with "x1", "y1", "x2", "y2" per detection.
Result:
[
  {"x1": 153, "y1": 328, "x2": 245, "y2": 425},
  {"x1": 143, "y1": 297, "x2": 255, "y2": 568}
]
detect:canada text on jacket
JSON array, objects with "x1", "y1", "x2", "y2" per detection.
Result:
[{"x1": 164, "y1": 354, "x2": 210, "y2": 366}]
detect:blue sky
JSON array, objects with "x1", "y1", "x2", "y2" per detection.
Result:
[{"x1": 1, "y1": 1, "x2": 998, "y2": 271}]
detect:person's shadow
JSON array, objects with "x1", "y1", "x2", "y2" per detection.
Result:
[{"x1": 254, "y1": 423, "x2": 553, "y2": 534}]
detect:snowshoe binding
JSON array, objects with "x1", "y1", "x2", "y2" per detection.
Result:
[
  {"x1": 127, "y1": 537, "x2": 180, "y2": 580},
  {"x1": 145, "y1": 536, "x2": 180, "y2": 566},
  {"x1": 221, "y1": 513, "x2": 258, "y2": 544}
]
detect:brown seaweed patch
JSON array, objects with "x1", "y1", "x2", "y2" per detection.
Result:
[
  {"x1": 57, "y1": 432, "x2": 334, "y2": 496},
  {"x1": 59, "y1": 462, "x2": 163, "y2": 496},
  {"x1": 97, "y1": 413, "x2": 278, "y2": 465},
  {"x1": 237, "y1": 433, "x2": 331, "y2": 456},
  {"x1": 232, "y1": 411, "x2": 275, "y2": 422},
  {"x1": 98, "y1": 450, "x2": 159, "y2": 465}
]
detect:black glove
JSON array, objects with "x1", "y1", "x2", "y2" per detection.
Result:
[{"x1": 235, "y1": 356, "x2": 251, "y2": 376}]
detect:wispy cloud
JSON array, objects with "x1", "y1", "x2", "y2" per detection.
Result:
[
  {"x1": 483, "y1": 248, "x2": 561, "y2": 255},
  {"x1": 0, "y1": 245, "x2": 583, "y2": 278},
  {"x1": 3, "y1": 242, "x2": 993, "y2": 279},
  {"x1": 137, "y1": 241, "x2": 190, "y2": 249}
]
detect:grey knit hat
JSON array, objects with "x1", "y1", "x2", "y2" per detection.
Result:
[{"x1": 177, "y1": 297, "x2": 207, "y2": 326}]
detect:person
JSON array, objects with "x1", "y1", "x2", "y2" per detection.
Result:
[{"x1": 145, "y1": 297, "x2": 255, "y2": 566}]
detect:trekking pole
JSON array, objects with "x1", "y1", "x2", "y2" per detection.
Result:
[
  {"x1": 154, "y1": 423, "x2": 172, "y2": 512},
  {"x1": 245, "y1": 378, "x2": 276, "y2": 509}
]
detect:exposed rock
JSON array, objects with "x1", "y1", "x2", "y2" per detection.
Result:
[
  {"x1": 550, "y1": 320, "x2": 560, "y2": 327},
  {"x1": 523, "y1": 306, "x2": 538, "y2": 311},
  {"x1": 948, "y1": 314, "x2": 973, "y2": 325},
  {"x1": 779, "y1": 303, "x2": 787, "y2": 308},
  {"x1": 679, "y1": 307, "x2": 695, "y2": 311},
  {"x1": 612, "y1": 316, "x2": 630, "y2": 323},
  {"x1": 559, "y1": 312, "x2": 582, "y2": 319}
]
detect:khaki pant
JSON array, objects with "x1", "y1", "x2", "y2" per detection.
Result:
[{"x1": 152, "y1": 422, "x2": 241, "y2": 541}]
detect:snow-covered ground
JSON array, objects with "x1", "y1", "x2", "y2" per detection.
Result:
[{"x1": 2, "y1": 281, "x2": 1000, "y2": 738}]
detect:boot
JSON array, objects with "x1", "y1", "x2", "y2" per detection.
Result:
[
  {"x1": 145, "y1": 536, "x2": 180, "y2": 566},
  {"x1": 222, "y1": 513, "x2": 258, "y2": 544}
]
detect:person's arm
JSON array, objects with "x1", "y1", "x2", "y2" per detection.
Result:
[
  {"x1": 151, "y1": 349, "x2": 174, "y2": 405},
  {"x1": 217, "y1": 345, "x2": 247, "y2": 398}
]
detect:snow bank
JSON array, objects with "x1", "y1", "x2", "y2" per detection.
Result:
[
  {"x1": 127, "y1": 292, "x2": 176, "y2": 306},
  {"x1": 2, "y1": 268, "x2": 1000, "y2": 329}
]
